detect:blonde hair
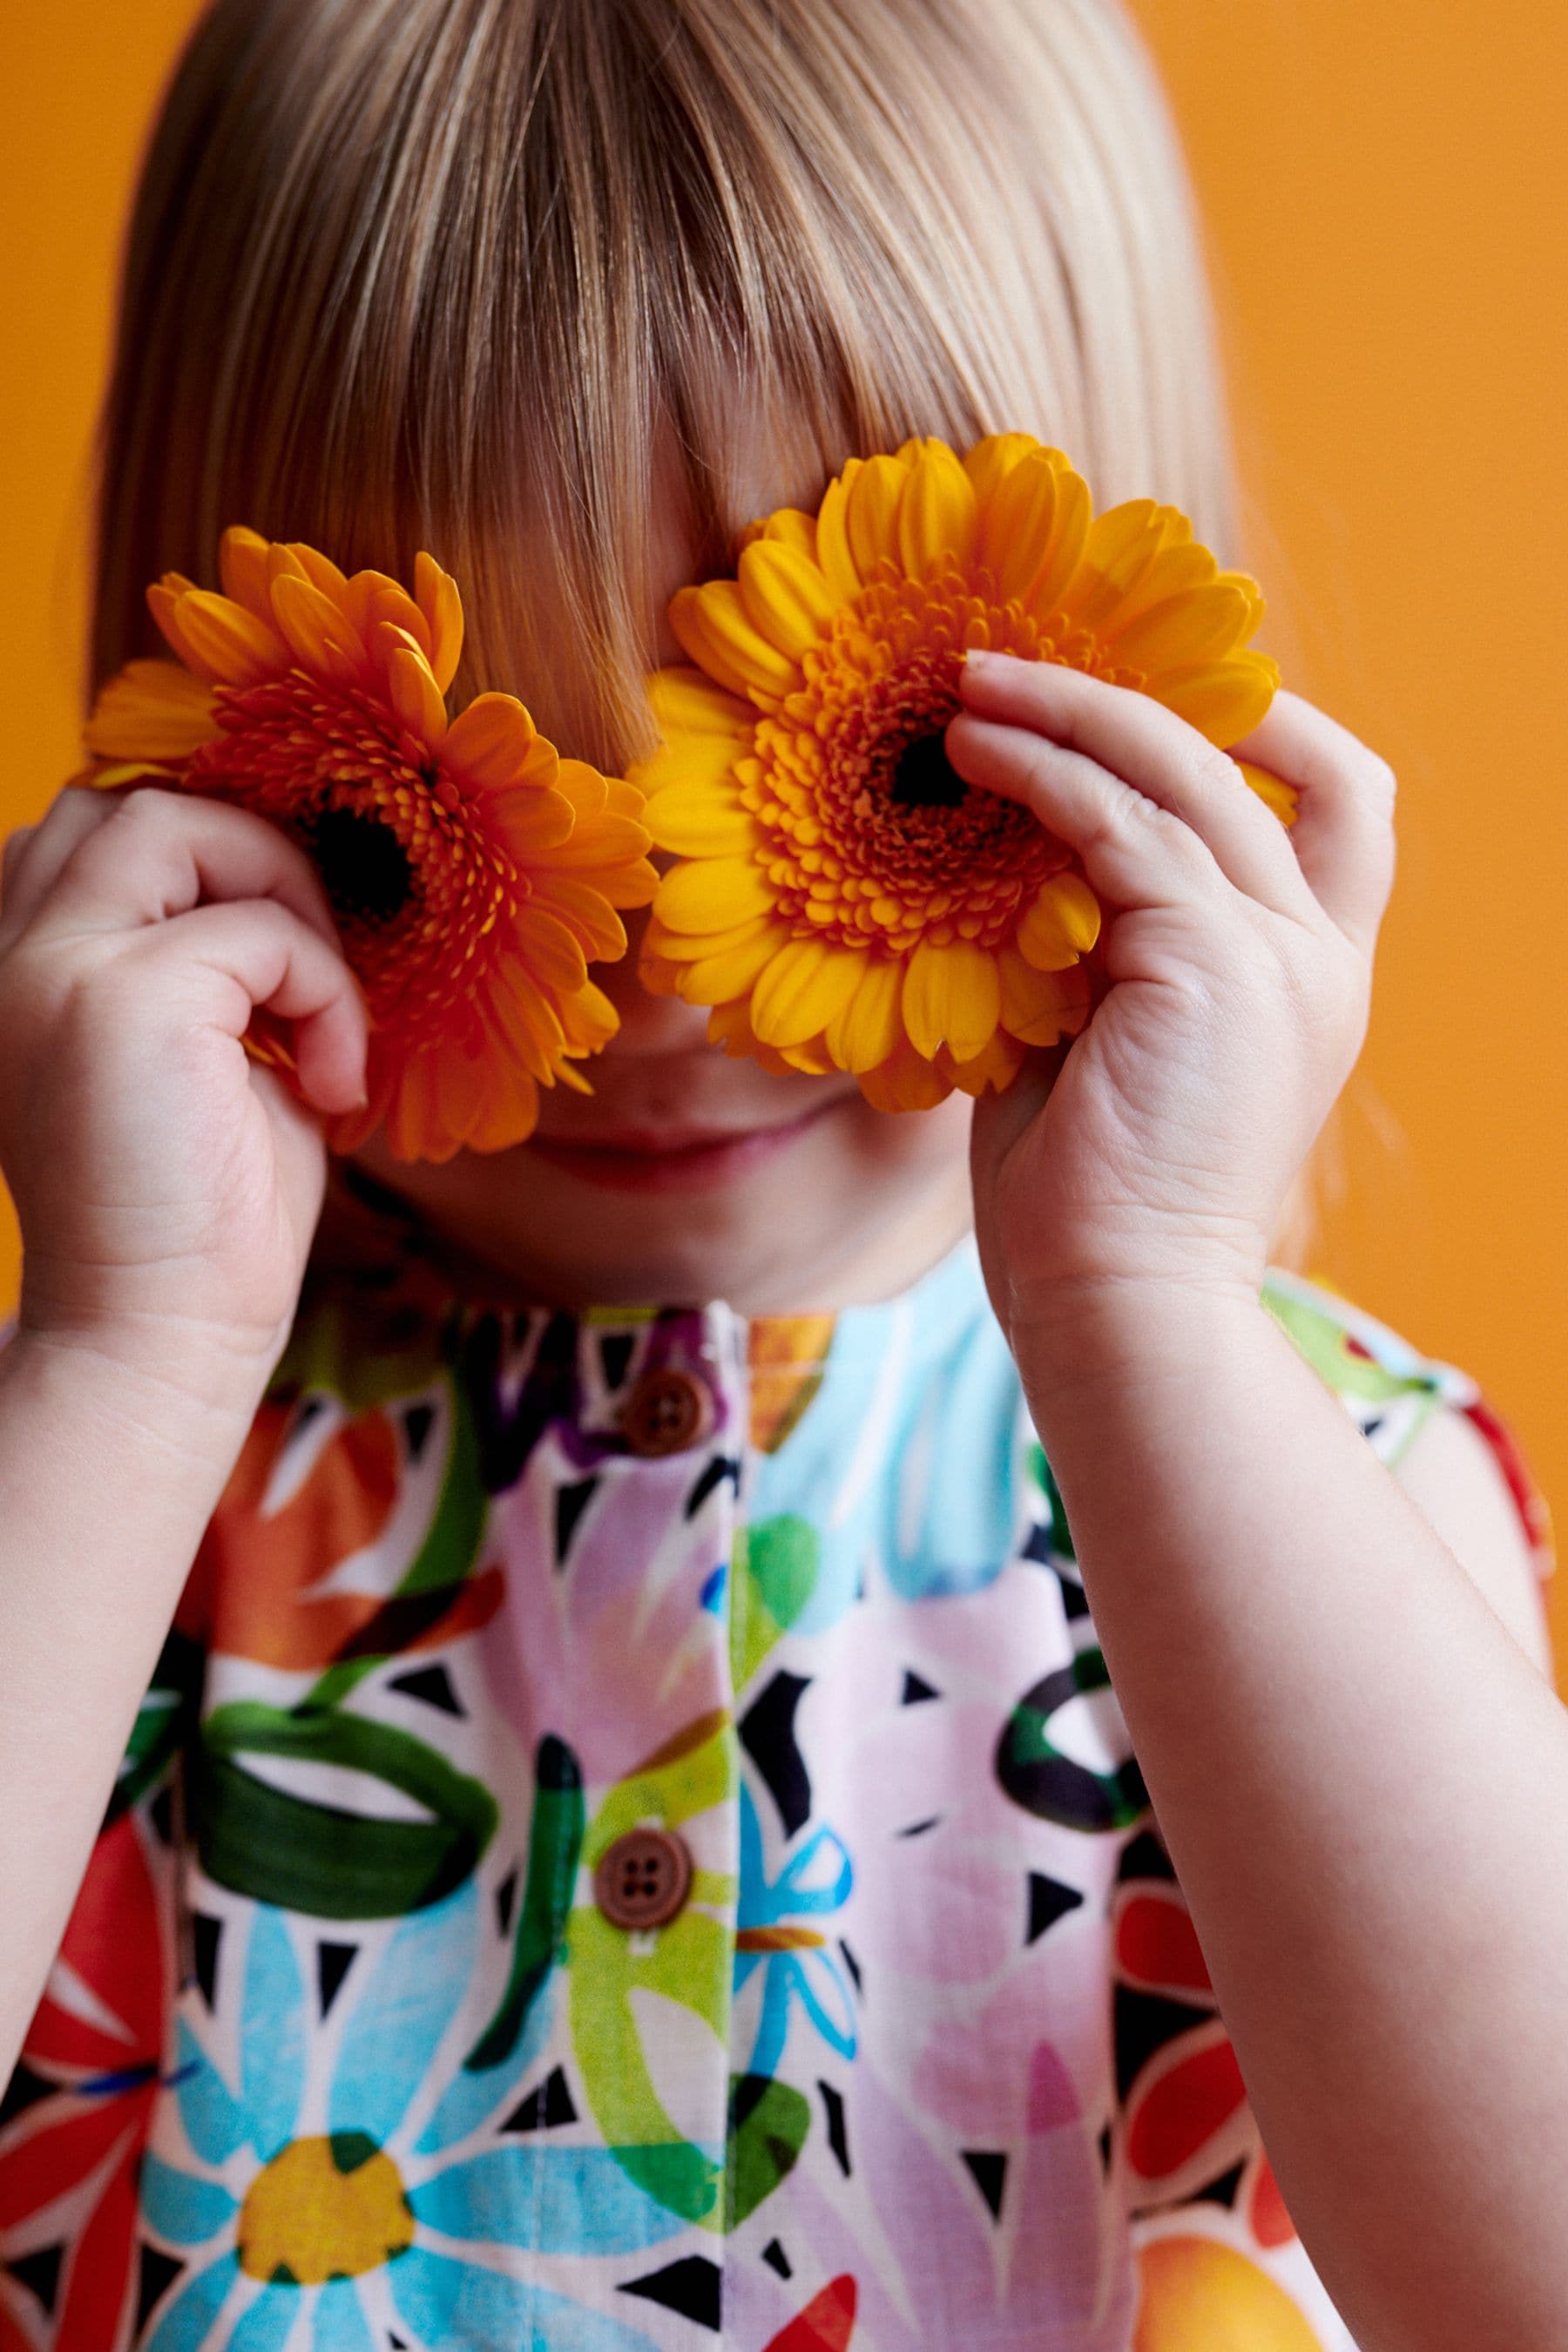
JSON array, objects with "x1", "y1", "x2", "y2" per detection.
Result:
[{"x1": 94, "y1": 0, "x2": 1238, "y2": 774}]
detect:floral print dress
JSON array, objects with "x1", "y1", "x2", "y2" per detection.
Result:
[{"x1": 0, "y1": 1189, "x2": 1551, "y2": 2351}]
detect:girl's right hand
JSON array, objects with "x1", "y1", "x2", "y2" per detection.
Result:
[{"x1": 0, "y1": 786, "x2": 368, "y2": 1418}]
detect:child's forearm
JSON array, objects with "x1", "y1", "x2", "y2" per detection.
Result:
[
  {"x1": 0, "y1": 1333, "x2": 253, "y2": 2078},
  {"x1": 1017, "y1": 1291, "x2": 1568, "y2": 2352}
]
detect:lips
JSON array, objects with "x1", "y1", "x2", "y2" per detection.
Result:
[{"x1": 525, "y1": 1098, "x2": 841, "y2": 1193}]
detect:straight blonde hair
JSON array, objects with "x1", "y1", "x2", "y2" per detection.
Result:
[{"x1": 93, "y1": 0, "x2": 1239, "y2": 774}]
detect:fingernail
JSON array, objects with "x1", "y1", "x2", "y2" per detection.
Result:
[{"x1": 964, "y1": 647, "x2": 991, "y2": 669}]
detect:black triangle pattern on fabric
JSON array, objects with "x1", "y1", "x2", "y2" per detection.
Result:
[
  {"x1": 1112, "y1": 1984, "x2": 1210, "y2": 2105},
  {"x1": 0, "y1": 2058, "x2": 57, "y2": 2132},
  {"x1": 149, "y1": 1782, "x2": 176, "y2": 1846},
  {"x1": 1098, "y1": 2122, "x2": 1114, "y2": 2175},
  {"x1": 961, "y1": 2149, "x2": 1008, "y2": 2221},
  {"x1": 899, "y1": 1669, "x2": 941, "y2": 1705},
  {"x1": 316, "y1": 1941, "x2": 357, "y2": 2019},
  {"x1": 1116, "y1": 1827, "x2": 1177, "y2": 1885},
  {"x1": 191, "y1": 1914, "x2": 223, "y2": 2011},
  {"x1": 619, "y1": 2255, "x2": 722, "y2": 2330},
  {"x1": 738, "y1": 1671, "x2": 813, "y2": 1840},
  {"x1": 495, "y1": 1868, "x2": 518, "y2": 1936},
  {"x1": 554, "y1": 1477, "x2": 599, "y2": 1565},
  {"x1": 386, "y1": 1662, "x2": 464, "y2": 1718},
  {"x1": 503, "y1": 2065, "x2": 578, "y2": 2133},
  {"x1": 402, "y1": 1402, "x2": 436, "y2": 1462},
  {"x1": 135, "y1": 2245, "x2": 186, "y2": 2335},
  {"x1": 1056, "y1": 1571, "x2": 1092, "y2": 1622},
  {"x1": 837, "y1": 1937, "x2": 862, "y2": 1992},
  {"x1": 817, "y1": 2079, "x2": 850, "y2": 2176},
  {"x1": 761, "y1": 2239, "x2": 793, "y2": 2280},
  {"x1": 684, "y1": 1456, "x2": 741, "y2": 1520},
  {"x1": 1026, "y1": 1871, "x2": 1085, "y2": 1945},
  {"x1": 599, "y1": 1332, "x2": 636, "y2": 1390},
  {"x1": 4, "y1": 2245, "x2": 62, "y2": 2315},
  {"x1": 1193, "y1": 2159, "x2": 1246, "y2": 2211}
]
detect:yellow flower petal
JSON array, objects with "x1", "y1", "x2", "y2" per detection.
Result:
[
  {"x1": 749, "y1": 937, "x2": 867, "y2": 1049},
  {"x1": 998, "y1": 946, "x2": 1092, "y2": 1044},
  {"x1": 515, "y1": 902, "x2": 589, "y2": 995},
  {"x1": 976, "y1": 449, "x2": 1071, "y2": 602},
  {"x1": 949, "y1": 1029, "x2": 1026, "y2": 1096},
  {"x1": 389, "y1": 645, "x2": 449, "y2": 749},
  {"x1": 1150, "y1": 652, "x2": 1280, "y2": 747},
  {"x1": 442, "y1": 693, "x2": 541, "y2": 792},
  {"x1": 671, "y1": 582, "x2": 799, "y2": 706},
  {"x1": 738, "y1": 540, "x2": 841, "y2": 660},
  {"x1": 645, "y1": 911, "x2": 778, "y2": 966},
  {"x1": 1238, "y1": 761, "x2": 1299, "y2": 826},
  {"x1": 645, "y1": 667, "x2": 754, "y2": 742},
  {"x1": 633, "y1": 728, "x2": 749, "y2": 806},
  {"x1": 1028, "y1": 465, "x2": 1093, "y2": 616},
  {"x1": 897, "y1": 440, "x2": 979, "y2": 580},
  {"x1": 643, "y1": 785, "x2": 760, "y2": 858},
  {"x1": 814, "y1": 463, "x2": 863, "y2": 601},
  {"x1": 858, "y1": 1036, "x2": 952, "y2": 1112},
  {"x1": 653, "y1": 853, "x2": 776, "y2": 935},
  {"x1": 155, "y1": 588, "x2": 288, "y2": 686},
  {"x1": 415, "y1": 553, "x2": 463, "y2": 693},
  {"x1": 1057, "y1": 498, "x2": 1167, "y2": 631},
  {"x1": 844, "y1": 453, "x2": 911, "y2": 581},
  {"x1": 679, "y1": 920, "x2": 793, "y2": 1005},
  {"x1": 530, "y1": 873, "x2": 628, "y2": 960},
  {"x1": 217, "y1": 527, "x2": 276, "y2": 623},
  {"x1": 84, "y1": 659, "x2": 216, "y2": 761},
  {"x1": 902, "y1": 936, "x2": 1002, "y2": 1063},
  {"x1": 278, "y1": 542, "x2": 349, "y2": 602},
  {"x1": 1016, "y1": 871, "x2": 1101, "y2": 969},
  {"x1": 824, "y1": 954, "x2": 903, "y2": 1074},
  {"x1": 486, "y1": 783, "x2": 577, "y2": 853},
  {"x1": 963, "y1": 432, "x2": 1044, "y2": 504},
  {"x1": 269, "y1": 574, "x2": 366, "y2": 686},
  {"x1": 1111, "y1": 582, "x2": 1255, "y2": 673}
]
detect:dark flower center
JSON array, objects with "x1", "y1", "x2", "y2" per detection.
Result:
[
  {"x1": 307, "y1": 808, "x2": 414, "y2": 925},
  {"x1": 889, "y1": 731, "x2": 968, "y2": 809}
]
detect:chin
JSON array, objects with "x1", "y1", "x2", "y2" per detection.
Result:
[{"x1": 350, "y1": 1080, "x2": 973, "y2": 1316}]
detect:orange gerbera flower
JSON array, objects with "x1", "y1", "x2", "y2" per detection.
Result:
[
  {"x1": 84, "y1": 530, "x2": 656, "y2": 1162},
  {"x1": 636, "y1": 435, "x2": 1289, "y2": 1111}
]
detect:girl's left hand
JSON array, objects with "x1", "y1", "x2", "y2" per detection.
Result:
[{"x1": 947, "y1": 652, "x2": 1396, "y2": 1339}]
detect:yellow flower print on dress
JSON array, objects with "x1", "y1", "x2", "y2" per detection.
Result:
[{"x1": 635, "y1": 434, "x2": 1290, "y2": 1111}]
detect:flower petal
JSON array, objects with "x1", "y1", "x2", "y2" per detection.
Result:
[
  {"x1": 844, "y1": 453, "x2": 910, "y2": 581},
  {"x1": 644, "y1": 783, "x2": 760, "y2": 857},
  {"x1": 268, "y1": 574, "x2": 367, "y2": 686},
  {"x1": 814, "y1": 463, "x2": 863, "y2": 600},
  {"x1": 824, "y1": 954, "x2": 903, "y2": 1073},
  {"x1": 678, "y1": 919, "x2": 792, "y2": 1004},
  {"x1": 672, "y1": 583, "x2": 799, "y2": 706},
  {"x1": 963, "y1": 431, "x2": 1045, "y2": 503},
  {"x1": 515, "y1": 903, "x2": 591, "y2": 997},
  {"x1": 1110, "y1": 582, "x2": 1255, "y2": 673},
  {"x1": 216, "y1": 526, "x2": 276, "y2": 622},
  {"x1": 389, "y1": 645, "x2": 449, "y2": 748},
  {"x1": 653, "y1": 852, "x2": 775, "y2": 934},
  {"x1": 1016, "y1": 871, "x2": 1101, "y2": 969},
  {"x1": 1238, "y1": 760, "x2": 1299, "y2": 827},
  {"x1": 749, "y1": 938, "x2": 867, "y2": 1049},
  {"x1": 1149, "y1": 652, "x2": 1280, "y2": 747},
  {"x1": 998, "y1": 947, "x2": 1092, "y2": 1044},
  {"x1": 155, "y1": 588, "x2": 288, "y2": 686},
  {"x1": 531, "y1": 873, "x2": 629, "y2": 962},
  {"x1": 442, "y1": 693, "x2": 542, "y2": 792},
  {"x1": 897, "y1": 440, "x2": 979, "y2": 580},
  {"x1": 902, "y1": 937, "x2": 1002, "y2": 1063},
  {"x1": 415, "y1": 553, "x2": 464, "y2": 693},
  {"x1": 84, "y1": 659, "x2": 216, "y2": 760},
  {"x1": 739, "y1": 541, "x2": 841, "y2": 660},
  {"x1": 645, "y1": 666, "x2": 754, "y2": 742}
]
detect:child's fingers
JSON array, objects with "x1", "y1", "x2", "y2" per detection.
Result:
[
  {"x1": 149, "y1": 900, "x2": 368, "y2": 1116},
  {"x1": 945, "y1": 712, "x2": 1226, "y2": 914},
  {"x1": 1230, "y1": 693, "x2": 1396, "y2": 950},
  {"x1": 0, "y1": 789, "x2": 118, "y2": 945},
  {"x1": 958, "y1": 652, "x2": 1313, "y2": 919},
  {"x1": 44, "y1": 788, "x2": 343, "y2": 951}
]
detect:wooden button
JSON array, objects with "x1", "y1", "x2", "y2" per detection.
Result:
[
  {"x1": 619, "y1": 1367, "x2": 711, "y2": 1457},
  {"x1": 594, "y1": 1828, "x2": 693, "y2": 1930}
]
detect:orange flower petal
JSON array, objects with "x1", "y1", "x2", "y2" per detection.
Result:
[
  {"x1": 217, "y1": 526, "x2": 277, "y2": 622},
  {"x1": 415, "y1": 553, "x2": 463, "y2": 694},
  {"x1": 389, "y1": 645, "x2": 449, "y2": 749},
  {"x1": 441, "y1": 693, "x2": 542, "y2": 793},
  {"x1": 84, "y1": 659, "x2": 216, "y2": 761},
  {"x1": 902, "y1": 937, "x2": 1001, "y2": 1064},
  {"x1": 269, "y1": 574, "x2": 367, "y2": 686},
  {"x1": 739, "y1": 540, "x2": 841, "y2": 660},
  {"x1": 155, "y1": 587, "x2": 288, "y2": 686}
]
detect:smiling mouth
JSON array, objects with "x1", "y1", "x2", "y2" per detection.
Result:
[{"x1": 524, "y1": 1098, "x2": 841, "y2": 1193}]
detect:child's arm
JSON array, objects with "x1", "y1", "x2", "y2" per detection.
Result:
[
  {"x1": 0, "y1": 786, "x2": 365, "y2": 2075},
  {"x1": 952, "y1": 659, "x2": 1568, "y2": 2352}
]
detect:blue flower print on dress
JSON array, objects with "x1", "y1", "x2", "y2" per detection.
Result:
[
  {"x1": 142, "y1": 1888, "x2": 676, "y2": 2349},
  {"x1": 734, "y1": 1785, "x2": 856, "y2": 2085}
]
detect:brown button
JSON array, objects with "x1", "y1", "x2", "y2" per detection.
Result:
[
  {"x1": 594, "y1": 1827, "x2": 693, "y2": 1930},
  {"x1": 620, "y1": 1367, "x2": 711, "y2": 1457}
]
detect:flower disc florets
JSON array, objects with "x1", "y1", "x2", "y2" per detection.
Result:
[
  {"x1": 84, "y1": 528, "x2": 656, "y2": 1162},
  {"x1": 636, "y1": 434, "x2": 1288, "y2": 1111}
]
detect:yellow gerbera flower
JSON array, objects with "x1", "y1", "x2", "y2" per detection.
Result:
[
  {"x1": 635, "y1": 434, "x2": 1287, "y2": 1110},
  {"x1": 84, "y1": 529, "x2": 656, "y2": 1163}
]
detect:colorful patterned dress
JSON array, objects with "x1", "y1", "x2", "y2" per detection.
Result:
[{"x1": 0, "y1": 1190, "x2": 1550, "y2": 2351}]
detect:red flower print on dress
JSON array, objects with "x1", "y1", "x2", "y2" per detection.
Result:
[
  {"x1": 1114, "y1": 1878, "x2": 1294, "y2": 2248},
  {"x1": 0, "y1": 1813, "x2": 171, "y2": 2347}
]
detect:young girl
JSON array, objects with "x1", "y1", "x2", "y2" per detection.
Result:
[{"x1": 0, "y1": 2, "x2": 1561, "y2": 2348}]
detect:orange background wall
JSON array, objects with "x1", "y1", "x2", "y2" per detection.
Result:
[{"x1": 4, "y1": 2, "x2": 1565, "y2": 1653}]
